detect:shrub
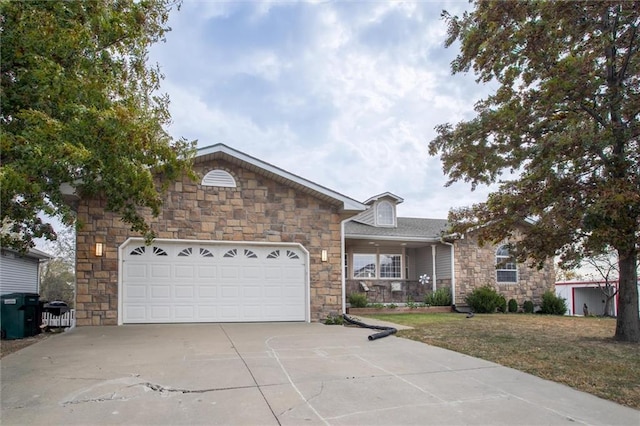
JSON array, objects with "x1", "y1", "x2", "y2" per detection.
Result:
[
  {"x1": 424, "y1": 288, "x2": 452, "y2": 306},
  {"x1": 348, "y1": 293, "x2": 368, "y2": 308},
  {"x1": 465, "y1": 286, "x2": 502, "y2": 313},
  {"x1": 496, "y1": 295, "x2": 507, "y2": 313},
  {"x1": 523, "y1": 300, "x2": 534, "y2": 314},
  {"x1": 324, "y1": 314, "x2": 344, "y2": 325},
  {"x1": 540, "y1": 291, "x2": 567, "y2": 315},
  {"x1": 508, "y1": 298, "x2": 518, "y2": 313}
]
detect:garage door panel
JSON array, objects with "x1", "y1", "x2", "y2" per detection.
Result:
[
  {"x1": 125, "y1": 306, "x2": 147, "y2": 322},
  {"x1": 175, "y1": 265, "x2": 195, "y2": 279},
  {"x1": 221, "y1": 266, "x2": 239, "y2": 279},
  {"x1": 174, "y1": 305, "x2": 195, "y2": 320},
  {"x1": 151, "y1": 285, "x2": 171, "y2": 299},
  {"x1": 197, "y1": 266, "x2": 217, "y2": 279},
  {"x1": 125, "y1": 264, "x2": 147, "y2": 278},
  {"x1": 174, "y1": 285, "x2": 194, "y2": 299},
  {"x1": 150, "y1": 305, "x2": 171, "y2": 320},
  {"x1": 198, "y1": 286, "x2": 217, "y2": 298},
  {"x1": 150, "y1": 264, "x2": 171, "y2": 279},
  {"x1": 125, "y1": 285, "x2": 147, "y2": 299},
  {"x1": 122, "y1": 241, "x2": 307, "y2": 323}
]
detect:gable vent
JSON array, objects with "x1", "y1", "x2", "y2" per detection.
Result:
[{"x1": 201, "y1": 169, "x2": 237, "y2": 187}]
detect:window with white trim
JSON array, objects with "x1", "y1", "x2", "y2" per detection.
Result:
[
  {"x1": 352, "y1": 253, "x2": 402, "y2": 279},
  {"x1": 496, "y1": 245, "x2": 517, "y2": 283},
  {"x1": 380, "y1": 254, "x2": 402, "y2": 278},
  {"x1": 353, "y1": 254, "x2": 376, "y2": 278},
  {"x1": 376, "y1": 201, "x2": 394, "y2": 226}
]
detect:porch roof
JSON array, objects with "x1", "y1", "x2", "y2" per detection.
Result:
[{"x1": 345, "y1": 217, "x2": 449, "y2": 241}]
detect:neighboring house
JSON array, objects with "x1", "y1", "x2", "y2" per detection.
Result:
[
  {"x1": 0, "y1": 248, "x2": 51, "y2": 295},
  {"x1": 556, "y1": 280, "x2": 640, "y2": 317},
  {"x1": 344, "y1": 194, "x2": 555, "y2": 307},
  {"x1": 71, "y1": 144, "x2": 555, "y2": 326}
]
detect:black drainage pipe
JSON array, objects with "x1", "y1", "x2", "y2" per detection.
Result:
[{"x1": 342, "y1": 314, "x2": 397, "y2": 340}]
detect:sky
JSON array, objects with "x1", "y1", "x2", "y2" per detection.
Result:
[{"x1": 148, "y1": 0, "x2": 498, "y2": 219}]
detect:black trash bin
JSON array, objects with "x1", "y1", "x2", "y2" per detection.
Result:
[{"x1": 1, "y1": 293, "x2": 40, "y2": 340}]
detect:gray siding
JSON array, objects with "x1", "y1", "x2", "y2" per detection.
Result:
[
  {"x1": 436, "y1": 244, "x2": 452, "y2": 279},
  {"x1": 353, "y1": 208, "x2": 375, "y2": 226},
  {"x1": 414, "y1": 247, "x2": 431, "y2": 279},
  {"x1": 0, "y1": 251, "x2": 39, "y2": 295}
]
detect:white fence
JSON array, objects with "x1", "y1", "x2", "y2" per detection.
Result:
[{"x1": 42, "y1": 309, "x2": 75, "y2": 328}]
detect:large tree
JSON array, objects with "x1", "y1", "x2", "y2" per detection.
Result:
[
  {"x1": 1, "y1": 0, "x2": 195, "y2": 251},
  {"x1": 430, "y1": 1, "x2": 639, "y2": 341}
]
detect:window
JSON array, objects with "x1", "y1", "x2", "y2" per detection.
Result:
[
  {"x1": 380, "y1": 254, "x2": 401, "y2": 278},
  {"x1": 496, "y1": 245, "x2": 517, "y2": 283},
  {"x1": 376, "y1": 201, "x2": 394, "y2": 226},
  {"x1": 353, "y1": 254, "x2": 376, "y2": 278},
  {"x1": 352, "y1": 253, "x2": 402, "y2": 279}
]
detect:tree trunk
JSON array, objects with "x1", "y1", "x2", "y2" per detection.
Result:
[{"x1": 615, "y1": 248, "x2": 640, "y2": 342}]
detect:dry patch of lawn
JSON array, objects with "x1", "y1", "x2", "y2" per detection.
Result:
[{"x1": 364, "y1": 313, "x2": 640, "y2": 409}]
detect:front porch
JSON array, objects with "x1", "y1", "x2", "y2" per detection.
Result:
[{"x1": 346, "y1": 279, "x2": 432, "y2": 304}]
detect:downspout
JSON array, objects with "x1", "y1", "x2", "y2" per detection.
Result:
[
  {"x1": 431, "y1": 244, "x2": 437, "y2": 292},
  {"x1": 341, "y1": 218, "x2": 349, "y2": 315},
  {"x1": 440, "y1": 239, "x2": 456, "y2": 306}
]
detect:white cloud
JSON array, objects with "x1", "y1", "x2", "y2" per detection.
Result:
[{"x1": 154, "y1": 1, "x2": 489, "y2": 219}]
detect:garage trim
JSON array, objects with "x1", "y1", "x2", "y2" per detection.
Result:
[{"x1": 117, "y1": 237, "x2": 310, "y2": 325}]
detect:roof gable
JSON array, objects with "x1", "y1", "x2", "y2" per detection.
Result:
[{"x1": 196, "y1": 144, "x2": 366, "y2": 213}]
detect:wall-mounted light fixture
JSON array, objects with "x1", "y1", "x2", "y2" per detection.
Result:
[
  {"x1": 95, "y1": 242, "x2": 104, "y2": 257},
  {"x1": 321, "y1": 249, "x2": 328, "y2": 262}
]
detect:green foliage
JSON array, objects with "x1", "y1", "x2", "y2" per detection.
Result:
[
  {"x1": 424, "y1": 288, "x2": 452, "y2": 306},
  {"x1": 387, "y1": 303, "x2": 398, "y2": 309},
  {"x1": 323, "y1": 314, "x2": 344, "y2": 325},
  {"x1": 405, "y1": 298, "x2": 420, "y2": 309},
  {"x1": 496, "y1": 295, "x2": 507, "y2": 313},
  {"x1": 370, "y1": 303, "x2": 385, "y2": 309},
  {"x1": 523, "y1": 300, "x2": 535, "y2": 314},
  {"x1": 348, "y1": 293, "x2": 368, "y2": 308},
  {"x1": 508, "y1": 299, "x2": 518, "y2": 313},
  {"x1": 540, "y1": 291, "x2": 568, "y2": 315},
  {"x1": 431, "y1": 0, "x2": 640, "y2": 341},
  {"x1": 1, "y1": 1, "x2": 196, "y2": 251},
  {"x1": 465, "y1": 286, "x2": 502, "y2": 313}
]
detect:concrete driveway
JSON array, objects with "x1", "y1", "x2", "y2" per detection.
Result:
[{"x1": 1, "y1": 322, "x2": 637, "y2": 425}]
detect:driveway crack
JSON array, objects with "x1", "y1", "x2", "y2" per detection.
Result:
[{"x1": 135, "y1": 382, "x2": 257, "y2": 394}]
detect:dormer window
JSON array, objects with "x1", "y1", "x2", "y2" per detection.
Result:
[{"x1": 376, "y1": 201, "x2": 394, "y2": 226}]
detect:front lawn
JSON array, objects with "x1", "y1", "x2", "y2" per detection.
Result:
[{"x1": 362, "y1": 313, "x2": 640, "y2": 409}]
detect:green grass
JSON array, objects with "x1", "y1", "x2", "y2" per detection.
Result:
[{"x1": 363, "y1": 313, "x2": 640, "y2": 409}]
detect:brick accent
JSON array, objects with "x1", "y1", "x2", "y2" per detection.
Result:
[{"x1": 75, "y1": 159, "x2": 344, "y2": 325}]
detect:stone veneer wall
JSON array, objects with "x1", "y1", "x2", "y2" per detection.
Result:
[
  {"x1": 453, "y1": 230, "x2": 555, "y2": 307},
  {"x1": 75, "y1": 159, "x2": 344, "y2": 326}
]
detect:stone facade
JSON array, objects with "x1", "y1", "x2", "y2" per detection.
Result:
[
  {"x1": 75, "y1": 159, "x2": 345, "y2": 326},
  {"x1": 454, "y1": 230, "x2": 555, "y2": 307}
]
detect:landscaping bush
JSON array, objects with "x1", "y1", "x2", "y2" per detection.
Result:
[
  {"x1": 465, "y1": 286, "x2": 502, "y2": 313},
  {"x1": 424, "y1": 288, "x2": 452, "y2": 306},
  {"x1": 508, "y1": 298, "x2": 518, "y2": 313},
  {"x1": 540, "y1": 291, "x2": 567, "y2": 315},
  {"x1": 348, "y1": 293, "x2": 368, "y2": 308},
  {"x1": 523, "y1": 300, "x2": 534, "y2": 313},
  {"x1": 497, "y1": 295, "x2": 507, "y2": 313}
]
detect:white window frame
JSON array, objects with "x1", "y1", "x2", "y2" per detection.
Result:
[
  {"x1": 379, "y1": 254, "x2": 402, "y2": 279},
  {"x1": 353, "y1": 254, "x2": 377, "y2": 278},
  {"x1": 376, "y1": 201, "x2": 394, "y2": 226},
  {"x1": 496, "y1": 244, "x2": 517, "y2": 283},
  {"x1": 352, "y1": 253, "x2": 402, "y2": 280}
]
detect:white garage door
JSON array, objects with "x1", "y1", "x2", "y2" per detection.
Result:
[{"x1": 121, "y1": 240, "x2": 308, "y2": 323}]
